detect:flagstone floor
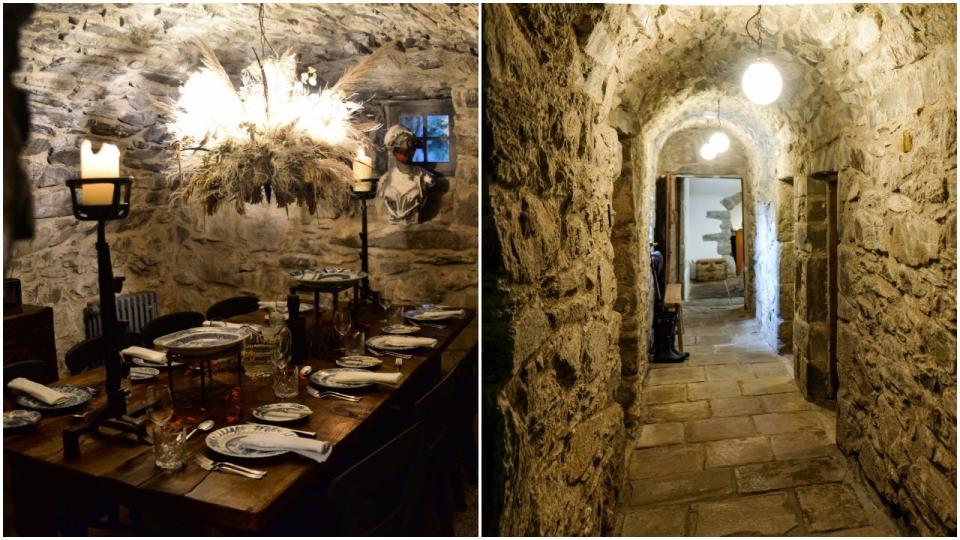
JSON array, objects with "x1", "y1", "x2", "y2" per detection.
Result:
[{"x1": 616, "y1": 298, "x2": 902, "y2": 536}]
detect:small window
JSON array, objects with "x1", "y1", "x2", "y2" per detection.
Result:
[{"x1": 386, "y1": 99, "x2": 455, "y2": 175}]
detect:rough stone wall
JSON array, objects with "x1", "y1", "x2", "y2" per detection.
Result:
[
  {"x1": 775, "y1": 177, "x2": 795, "y2": 353},
  {"x1": 484, "y1": 4, "x2": 626, "y2": 535},
  {"x1": 8, "y1": 3, "x2": 478, "y2": 373}
]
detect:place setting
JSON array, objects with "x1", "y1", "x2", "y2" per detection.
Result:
[{"x1": 6, "y1": 377, "x2": 93, "y2": 415}]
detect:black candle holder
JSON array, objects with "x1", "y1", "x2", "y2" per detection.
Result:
[
  {"x1": 62, "y1": 177, "x2": 149, "y2": 458},
  {"x1": 351, "y1": 178, "x2": 379, "y2": 304}
]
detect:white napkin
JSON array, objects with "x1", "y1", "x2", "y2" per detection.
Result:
[
  {"x1": 203, "y1": 320, "x2": 248, "y2": 329},
  {"x1": 378, "y1": 336, "x2": 438, "y2": 348},
  {"x1": 328, "y1": 371, "x2": 403, "y2": 387},
  {"x1": 120, "y1": 346, "x2": 168, "y2": 365},
  {"x1": 7, "y1": 378, "x2": 70, "y2": 406},
  {"x1": 412, "y1": 309, "x2": 465, "y2": 320},
  {"x1": 258, "y1": 301, "x2": 312, "y2": 312},
  {"x1": 241, "y1": 433, "x2": 333, "y2": 463}
]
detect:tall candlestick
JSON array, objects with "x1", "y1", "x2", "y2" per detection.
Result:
[{"x1": 80, "y1": 140, "x2": 120, "y2": 205}]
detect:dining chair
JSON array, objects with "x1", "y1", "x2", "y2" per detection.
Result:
[
  {"x1": 325, "y1": 421, "x2": 428, "y2": 536},
  {"x1": 64, "y1": 333, "x2": 142, "y2": 375},
  {"x1": 3, "y1": 359, "x2": 56, "y2": 386},
  {"x1": 205, "y1": 296, "x2": 260, "y2": 321},
  {"x1": 455, "y1": 344, "x2": 479, "y2": 484},
  {"x1": 139, "y1": 311, "x2": 204, "y2": 348}
]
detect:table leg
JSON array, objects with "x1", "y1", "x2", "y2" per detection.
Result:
[
  {"x1": 167, "y1": 359, "x2": 175, "y2": 400},
  {"x1": 199, "y1": 361, "x2": 205, "y2": 401}
]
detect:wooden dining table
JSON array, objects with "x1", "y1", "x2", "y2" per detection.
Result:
[{"x1": 3, "y1": 305, "x2": 475, "y2": 535}]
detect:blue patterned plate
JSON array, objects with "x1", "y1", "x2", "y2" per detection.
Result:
[
  {"x1": 310, "y1": 367, "x2": 373, "y2": 389},
  {"x1": 14, "y1": 385, "x2": 91, "y2": 412},
  {"x1": 404, "y1": 308, "x2": 465, "y2": 322},
  {"x1": 252, "y1": 403, "x2": 312, "y2": 423},
  {"x1": 290, "y1": 268, "x2": 367, "y2": 285},
  {"x1": 382, "y1": 324, "x2": 421, "y2": 335},
  {"x1": 130, "y1": 366, "x2": 160, "y2": 381},
  {"x1": 335, "y1": 355, "x2": 383, "y2": 369},
  {"x1": 4, "y1": 410, "x2": 41, "y2": 429},
  {"x1": 154, "y1": 327, "x2": 250, "y2": 357},
  {"x1": 205, "y1": 423, "x2": 299, "y2": 458}
]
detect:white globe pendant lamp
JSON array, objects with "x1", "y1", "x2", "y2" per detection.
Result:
[
  {"x1": 700, "y1": 143, "x2": 718, "y2": 161},
  {"x1": 741, "y1": 6, "x2": 782, "y2": 105},
  {"x1": 709, "y1": 131, "x2": 730, "y2": 153},
  {"x1": 742, "y1": 61, "x2": 782, "y2": 105}
]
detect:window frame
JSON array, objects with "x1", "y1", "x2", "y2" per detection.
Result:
[{"x1": 384, "y1": 99, "x2": 455, "y2": 176}]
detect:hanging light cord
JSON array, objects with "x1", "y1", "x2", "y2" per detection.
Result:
[
  {"x1": 716, "y1": 99, "x2": 721, "y2": 128},
  {"x1": 745, "y1": 6, "x2": 763, "y2": 53}
]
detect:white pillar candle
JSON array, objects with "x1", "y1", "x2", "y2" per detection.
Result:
[
  {"x1": 352, "y1": 147, "x2": 373, "y2": 180},
  {"x1": 80, "y1": 140, "x2": 121, "y2": 205}
]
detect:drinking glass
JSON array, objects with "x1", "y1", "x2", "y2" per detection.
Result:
[
  {"x1": 147, "y1": 385, "x2": 174, "y2": 426},
  {"x1": 243, "y1": 343, "x2": 275, "y2": 379},
  {"x1": 273, "y1": 363, "x2": 299, "y2": 399},
  {"x1": 153, "y1": 420, "x2": 186, "y2": 470},
  {"x1": 345, "y1": 329, "x2": 366, "y2": 356},
  {"x1": 333, "y1": 308, "x2": 351, "y2": 350},
  {"x1": 379, "y1": 295, "x2": 392, "y2": 322}
]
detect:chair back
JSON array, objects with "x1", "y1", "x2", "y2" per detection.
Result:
[
  {"x1": 139, "y1": 311, "x2": 205, "y2": 348},
  {"x1": 3, "y1": 360, "x2": 57, "y2": 387},
  {"x1": 327, "y1": 422, "x2": 427, "y2": 536},
  {"x1": 65, "y1": 333, "x2": 145, "y2": 375},
  {"x1": 416, "y1": 363, "x2": 462, "y2": 451},
  {"x1": 205, "y1": 296, "x2": 260, "y2": 321}
]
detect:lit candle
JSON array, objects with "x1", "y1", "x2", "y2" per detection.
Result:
[
  {"x1": 80, "y1": 140, "x2": 121, "y2": 205},
  {"x1": 352, "y1": 146, "x2": 373, "y2": 180}
]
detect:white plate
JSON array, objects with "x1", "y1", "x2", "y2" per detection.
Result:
[
  {"x1": 310, "y1": 368, "x2": 372, "y2": 389},
  {"x1": 14, "y1": 385, "x2": 91, "y2": 412},
  {"x1": 290, "y1": 268, "x2": 367, "y2": 285},
  {"x1": 130, "y1": 366, "x2": 159, "y2": 381},
  {"x1": 382, "y1": 324, "x2": 421, "y2": 335},
  {"x1": 252, "y1": 402, "x2": 312, "y2": 423},
  {"x1": 404, "y1": 308, "x2": 465, "y2": 322},
  {"x1": 366, "y1": 334, "x2": 437, "y2": 351},
  {"x1": 154, "y1": 327, "x2": 250, "y2": 357},
  {"x1": 205, "y1": 423, "x2": 299, "y2": 458},
  {"x1": 336, "y1": 356, "x2": 383, "y2": 369},
  {"x1": 130, "y1": 357, "x2": 184, "y2": 369}
]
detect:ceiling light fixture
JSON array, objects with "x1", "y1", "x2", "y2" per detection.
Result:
[
  {"x1": 709, "y1": 99, "x2": 730, "y2": 152},
  {"x1": 700, "y1": 143, "x2": 718, "y2": 161},
  {"x1": 741, "y1": 6, "x2": 782, "y2": 105}
]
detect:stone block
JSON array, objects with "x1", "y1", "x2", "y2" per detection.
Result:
[
  {"x1": 770, "y1": 431, "x2": 835, "y2": 461},
  {"x1": 621, "y1": 504, "x2": 689, "y2": 536},
  {"x1": 704, "y1": 364, "x2": 755, "y2": 381},
  {"x1": 760, "y1": 393, "x2": 814, "y2": 413},
  {"x1": 685, "y1": 416, "x2": 757, "y2": 442},
  {"x1": 705, "y1": 436, "x2": 774, "y2": 468},
  {"x1": 628, "y1": 444, "x2": 703, "y2": 480},
  {"x1": 641, "y1": 384, "x2": 686, "y2": 404},
  {"x1": 646, "y1": 366, "x2": 705, "y2": 385},
  {"x1": 693, "y1": 492, "x2": 799, "y2": 536},
  {"x1": 629, "y1": 468, "x2": 735, "y2": 506},
  {"x1": 796, "y1": 483, "x2": 869, "y2": 532},
  {"x1": 695, "y1": 259, "x2": 727, "y2": 282},
  {"x1": 888, "y1": 213, "x2": 942, "y2": 267},
  {"x1": 636, "y1": 422, "x2": 685, "y2": 448},
  {"x1": 751, "y1": 361, "x2": 791, "y2": 379},
  {"x1": 735, "y1": 456, "x2": 845, "y2": 493},
  {"x1": 753, "y1": 411, "x2": 826, "y2": 435},
  {"x1": 710, "y1": 396, "x2": 765, "y2": 417},
  {"x1": 646, "y1": 401, "x2": 711, "y2": 423},
  {"x1": 687, "y1": 380, "x2": 740, "y2": 401},
  {"x1": 740, "y1": 377, "x2": 797, "y2": 396}
]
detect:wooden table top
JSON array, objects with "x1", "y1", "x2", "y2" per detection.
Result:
[{"x1": 4, "y1": 306, "x2": 475, "y2": 533}]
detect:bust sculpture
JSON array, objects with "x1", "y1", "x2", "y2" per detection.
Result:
[{"x1": 377, "y1": 124, "x2": 434, "y2": 225}]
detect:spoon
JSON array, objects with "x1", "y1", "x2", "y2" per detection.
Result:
[{"x1": 185, "y1": 419, "x2": 214, "y2": 442}]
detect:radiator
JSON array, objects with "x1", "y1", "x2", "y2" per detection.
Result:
[{"x1": 83, "y1": 291, "x2": 159, "y2": 339}]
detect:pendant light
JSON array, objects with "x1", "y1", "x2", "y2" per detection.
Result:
[
  {"x1": 700, "y1": 143, "x2": 718, "y2": 160},
  {"x1": 709, "y1": 99, "x2": 730, "y2": 152},
  {"x1": 741, "y1": 6, "x2": 782, "y2": 105}
]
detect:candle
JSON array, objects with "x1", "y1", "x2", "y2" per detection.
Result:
[
  {"x1": 80, "y1": 140, "x2": 121, "y2": 205},
  {"x1": 352, "y1": 146, "x2": 373, "y2": 180}
]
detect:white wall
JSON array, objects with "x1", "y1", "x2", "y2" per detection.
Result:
[{"x1": 683, "y1": 177, "x2": 742, "y2": 284}]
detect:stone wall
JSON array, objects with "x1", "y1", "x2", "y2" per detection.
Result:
[
  {"x1": 483, "y1": 4, "x2": 626, "y2": 535},
  {"x1": 8, "y1": 3, "x2": 478, "y2": 374}
]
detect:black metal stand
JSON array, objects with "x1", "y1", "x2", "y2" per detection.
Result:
[
  {"x1": 352, "y1": 180, "x2": 379, "y2": 305},
  {"x1": 62, "y1": 177, "x2": 149, "y2": 459}
]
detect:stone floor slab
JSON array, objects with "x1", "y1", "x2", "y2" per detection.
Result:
[
  {"x1": 647, "y1": 367, "x2": 706, "y2": 386},
  {"x1": 694, "y1": 334, "x2": 733, "y2": 345},
  {"x1": 704, "y1": 364, "x2": 756, "y2": 381},
  {"x1": 760, "y1": 392, "x2": 814, "y2": 413},
  {"x1": 710, "y1": 396, "x2": 765, "y2": 417},
  {"x1": 646, "y1": 401, "x2": 711, "y2": 423},
  {"x1": 686, "y1": 353, "x2": 741, "y2": 366},
  {"x1": 751, "y1": 361, "x2": 792, "y2": 378},
  {"x1": 705, "y1": 436, "x2": 774, "y2": 468},
  {"x1": 735, "y1": 456, "x2": 845, "y2": 493},
  {"x1": 685, "y1": 416, "x2": 757, "y2": 442},
  {"x1": 693, "y1": 492, "x2": 800, "y2": 536},
  {"x1": 740, "y1": 377, "x2": 797, "y2": 396},
  {"x1": 754, "y1": 411, "x2": 826, "y2": 434},
  {"x1": 770, "y1": 431, "x2": 835, "y2": 460},
  {"x1": 636, "y1": 422, "x2": 685, "y2": 448},
  {"x1": 621, "y1": 504, "x2": 690, "y2": 536},
  {"x1": 629, "y1": 444, "x2": 703, "y2": 480},
  {"x1": 642, "y1": 384, "x2": 686, "y2": 405},
  {"x1": 686, "y1": 380, "x2": 741, "y2": 400},
  {"x1": 629, "y1": 468, "x2": 735, "y2": 506},
  {"x1": 796, "y1": 483, "x2": 869, "y2": 532}
]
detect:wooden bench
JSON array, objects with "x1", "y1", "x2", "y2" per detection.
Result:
[{"x1": 663, "y1": 283, "x2": 684, "y2": 351}]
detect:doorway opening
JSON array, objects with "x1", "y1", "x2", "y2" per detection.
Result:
[{"x1": 809, "y1": 170, "x2": 840, "y2": 400}]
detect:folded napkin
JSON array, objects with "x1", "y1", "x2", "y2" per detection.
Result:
[
  {"x1": 241, "y1": 433, "x2": 333, "y2": 463},
  {"x1": 378, "y1": 336, "x2": 438, "y2": 348},
  {"x1": 203, "y1": 320, "x2": 249, "y2": 329},
  {"x1": 412, "y1": 309, "x2": 465, "y2": 320},
  {"x1": 7, "y1": 377, "x2": 70, "y2": 406},
  {"x1": 258, "y1": 301, "x2": 312, "y2": 312},
  {"x1": 328, "y1": 371, "x2": 403, "y2": 387},
  {"x1": 120, "y1": 346, "x2": 168, "y2": 365}
]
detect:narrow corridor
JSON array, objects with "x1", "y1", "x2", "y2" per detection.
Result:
[{"x1": 618, "y1": 299, "x2": 901, "y2": 536}]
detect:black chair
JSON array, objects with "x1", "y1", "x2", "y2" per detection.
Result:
[
  {"x1": 326, "y1": 422, "x2": 427, "y2": 536},
  {"x1": 205, "y1": 296, "x2": 259, "y2": 321},
  {"x1": 64, "y1": 333, "x2": 141, "y2": 375},
  {"x1": 3, "y1": 360, "x2": 56, "y2": 386},
  {"x1": 139, "y1": 311, "x2": 205, "y2": 348}
]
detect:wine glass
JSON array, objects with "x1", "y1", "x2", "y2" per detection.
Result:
[
  {"x1": 334, "y1": 308, "x2": 351, "y2": 350},
  {"x1": 379, "y1": 294, "x2": 392, "y2": 323},
  {"x1": 147, "y1": 385, "x2": 174, "y2": 426}
]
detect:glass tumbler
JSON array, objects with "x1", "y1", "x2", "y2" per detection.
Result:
[
  {"x1": 154, "y1": 421, "x2": 186, "y2": 470},
  {"x1": 273, "y1": 363, "x2": 300, "y2": 399},
  {"x1": 345, "y1": 329, "x2": 366, "y2": 356}
]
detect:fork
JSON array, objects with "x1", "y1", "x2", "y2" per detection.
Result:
[
  {"x1": 305, "y1": 386, "x2": 361, "y2": 402},
  {"x1": 412, "y1": 321, "x2": 447, "y2": 329},
  {"x1": 366, "y1": 347, "x2": 413, "y2": 360},
  {"x1": 194, "y1": 454, "x2": 266, "y2": 479}
]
